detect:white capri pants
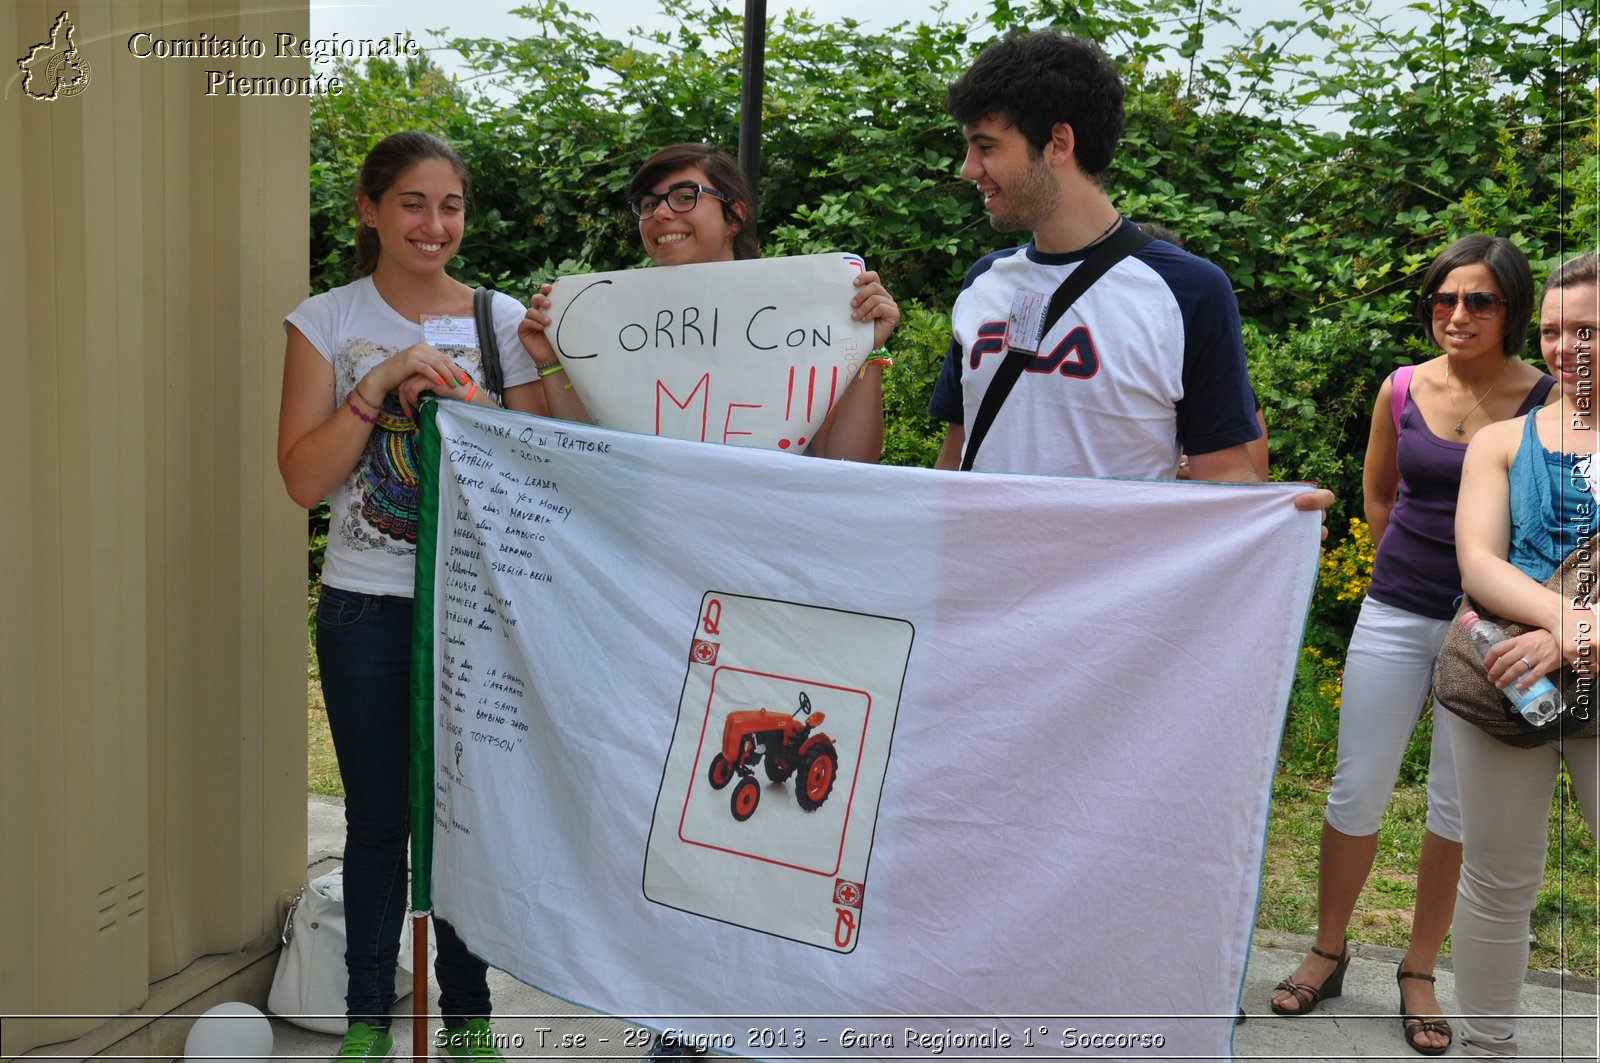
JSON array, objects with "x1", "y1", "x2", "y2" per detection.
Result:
[
  {"x1": 1444, "y1": 713, "x2": 1598, "y2": 1056},
  {"x1": 1324, "y1": 596, "x2": 1461, "y2": 840}
]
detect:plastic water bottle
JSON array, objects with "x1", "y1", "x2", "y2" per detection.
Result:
[{"x1": 1458, "y1": 611, "x2": 1563, "y2": 726}]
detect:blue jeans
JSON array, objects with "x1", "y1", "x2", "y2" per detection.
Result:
[{"x1": 316, "y1": 585, "x2": 490, "y2": 1029}]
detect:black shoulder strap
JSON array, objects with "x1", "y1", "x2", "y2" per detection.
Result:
[
  {"x1": 474, "y1": 286, "x2": 505, "y2": 402},
  {"x1": 960, "y1": 225, "x2": 1153, "y2": 472}
]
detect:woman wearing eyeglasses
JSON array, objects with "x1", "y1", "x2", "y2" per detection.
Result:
[
  {"x1": 517, "y1": 143, "x2": 898, "y2": 461},
  {"x1": 1268, "y1": 235, "x2": 1550, "y2": 1055}
]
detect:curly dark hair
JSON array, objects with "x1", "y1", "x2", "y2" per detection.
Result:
[{"x1": 945, "y1": 30, "x2": 1125, "y2": 181}]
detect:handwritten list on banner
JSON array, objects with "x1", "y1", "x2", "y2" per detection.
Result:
[
  {"x1": 542, "y1": 253, "x2": 875, "y2": 450},
  {"x1": 431, "y1": 419, "x2": 598, "y2": 781}
]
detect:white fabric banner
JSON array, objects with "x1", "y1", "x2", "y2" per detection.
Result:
[
  {"x1": 424, "y1": 401, "x2": 1319, "y2": 1061},
  {"x1": 541, "y1": 253, "x2": 875, "y2": 450}
]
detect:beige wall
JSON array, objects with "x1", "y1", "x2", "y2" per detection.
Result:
[{"x1": 2, "y1": 1, "x2": 308, "y2": 1054}]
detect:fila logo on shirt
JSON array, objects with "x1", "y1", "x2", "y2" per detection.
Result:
[{"x1": 969, "y1": 320, "x2": 1099, "y2": 379}]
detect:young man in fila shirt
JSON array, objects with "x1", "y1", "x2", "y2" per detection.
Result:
[{"x1": 930, "y1": 28, "x2": 1329, "y2": 524}]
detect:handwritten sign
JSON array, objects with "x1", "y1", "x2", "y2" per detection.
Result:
[{"x1": 544, "y1": 253, "x2": 875, "y2": 451}]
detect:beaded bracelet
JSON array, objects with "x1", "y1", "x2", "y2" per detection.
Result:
[{"x1": 346, "y1": 395, "x2": 378, "y2": 424}]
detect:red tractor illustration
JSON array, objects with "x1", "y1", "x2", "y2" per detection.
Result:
[{"x1": 706, "y1": 691, "x2": 839, "y2": 822}]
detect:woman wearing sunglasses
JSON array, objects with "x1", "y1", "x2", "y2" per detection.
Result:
[
  {"x1": 517, "y1": 143, "x2": 898, "y2": 461},
  {"x1": 1447, "y1": 249, "x2": 1597, "y2": 1056},
  {"x1": 1269, "y1": 235, "x2": 1551, "y2": 1055}
]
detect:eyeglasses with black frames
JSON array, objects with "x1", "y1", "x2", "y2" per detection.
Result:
[
  {"x1": 1424, "y1": 291, "x2": 1507, "y2": 319},
  {"x1": 628, "y1": 182, "x2": 733, "y2": 219}
]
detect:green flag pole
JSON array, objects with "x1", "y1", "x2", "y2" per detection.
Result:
[{"x1": 409, "y1": 399, "x2": 445, "y2": 1057}]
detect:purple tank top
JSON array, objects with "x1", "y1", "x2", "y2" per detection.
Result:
[{"x1": 1366, "y1": 372, "x2": 1554, "y2": 619}]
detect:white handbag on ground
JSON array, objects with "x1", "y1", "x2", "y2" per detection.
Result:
[{"x1": 267, "y1": 866, "x2": 417, "y2": 1033}]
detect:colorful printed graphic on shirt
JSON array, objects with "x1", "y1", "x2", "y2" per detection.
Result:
[
  {"x1": 331, "y1": 332, "x2": 488, "y2": 560},
  {"x1": 333, "y1": 338, "x2": 421, "y2": 559},
  {"x1": 358, "y1": 394, "x2": 421, "y2": 542}
]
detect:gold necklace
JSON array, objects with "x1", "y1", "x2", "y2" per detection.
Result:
[{"x1": 1443, "y1": 356, "x2": 1510, "y2": 435}]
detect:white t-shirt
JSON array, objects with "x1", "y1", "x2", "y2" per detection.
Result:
[
  {"x1": 285, "y1": 275, "x2": 538, "y2": 596},
  {"x1": 929, "y1": 228, "x2": 1259, "y2": 478}
]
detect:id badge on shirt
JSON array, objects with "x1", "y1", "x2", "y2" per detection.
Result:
[
  {"x1": 1005, "y1": 288, "x2": 1049, "y2": 353},
  {"x1": 421, "y1": 314, "x2": 478, "y2": 349}
]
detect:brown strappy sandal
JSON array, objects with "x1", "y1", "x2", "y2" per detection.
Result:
[
  {"x1": 1269, "y1": 940, "x2": 1350, "y2": 1016},
  {"x1": 1397, "y1": 969, "x2": 1453, "y2": 1056}
]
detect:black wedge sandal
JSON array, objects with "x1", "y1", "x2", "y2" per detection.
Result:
[
  {"x1": 1269, "y1": 941, "x2": 1350, "y2": 1017},
  {"x1": 1397, "y1": 969, "x2": 1453, "y2": 1056}
]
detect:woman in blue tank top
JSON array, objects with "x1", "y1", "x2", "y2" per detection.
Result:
[
  {"x1": 1448, "y1": 251, "x2": 1597, "y2": 1056},
  {"x1": 1268, "y1": 237, "x2": 1552, "y2": 1056}
]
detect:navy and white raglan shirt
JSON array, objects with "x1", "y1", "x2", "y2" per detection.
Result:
[{"x1": 929, "y1": 223, "x2": 1260, "y2": 478}]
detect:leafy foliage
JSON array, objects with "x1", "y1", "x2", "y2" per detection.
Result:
[
  {"x1": 880, "y1": 303, "x2": 954, "y2": 468},
  {"x1": 1244, "y1": 316, "x2": 1375, "y2": 509}
]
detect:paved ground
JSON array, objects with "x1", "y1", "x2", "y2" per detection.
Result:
[{"x1": 269, "y1": 795, "x2": 1598, "y2": 1061}]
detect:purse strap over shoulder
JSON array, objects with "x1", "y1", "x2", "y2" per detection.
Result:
[
  {"x1": 1390, "y1": 364, "x2": 1414, "y2": 432},
  {"x1": 474, "y1": 286, "x2": 505, "y2": 402}
]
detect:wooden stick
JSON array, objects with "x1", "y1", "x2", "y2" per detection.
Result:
[{"x1": 413, "y1": 911, "x2": 429, "y2": 1063}]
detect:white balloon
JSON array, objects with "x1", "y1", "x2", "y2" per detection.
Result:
[{"x1": 184, "y1": 1001, "x2": 274, "y2": 1063}]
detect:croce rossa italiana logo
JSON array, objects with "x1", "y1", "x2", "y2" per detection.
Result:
[{"x1": 18, "y1": 11, "x2": 92, "y2": 101}]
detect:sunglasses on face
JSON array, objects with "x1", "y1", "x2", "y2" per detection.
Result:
[
  {"x1": 627, "y1": 182, "x2": 733, "y2": 219},
  {"x1": 1424, "y1": 291, "x2": 1506, "y2": 319}
]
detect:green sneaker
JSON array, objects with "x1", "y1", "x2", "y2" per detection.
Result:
[
  {"x1": 437, "y1": 1018, "x2": 506, "y2": 1063},
  {"x1": 337, "y1": 1022, "x2": 394, "y2": 1061}
]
